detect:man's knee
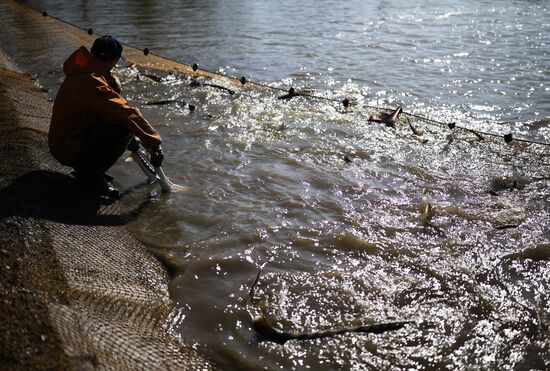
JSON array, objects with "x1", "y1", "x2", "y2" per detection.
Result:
[
  {"x1": 72, "y1": 119, "x2": 132, "y2": 175},
  {"x1": 92, "y1": 118, "x2": 131, "y2": 142}
]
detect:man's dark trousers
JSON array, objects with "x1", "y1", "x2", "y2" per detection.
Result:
[{"x1": 72, "y1": 118, "x2": 132, "y2": 179}]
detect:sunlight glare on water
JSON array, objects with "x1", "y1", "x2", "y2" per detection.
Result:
[{"x1": 18, "y1": 0, "x2": 550, "y2": 369}]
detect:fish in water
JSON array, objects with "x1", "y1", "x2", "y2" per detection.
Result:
[
  {"x1": 468, "y1": 129, "x2": 485, "y2": 141},
  {"x1": 129, "y1": 141, "x2": 187, "y2": 193},
  {"x1": 416, "y1": 201, "x2": 444, "y2": 235},
  {"x1": 143, "y1": 99, "x2": 187, "y2": 106},
  {"x1": 501, "y1": 244, "x2": 550, "y2": 261},
  {"x1": 417, "y1": 201, "x2": 435, "y2": 223},
  {"x1": 189, "y1": 78, "x2": 235, "y2": 95},
  {"x1": 405, "y1": 116, "x2": 424, "y2": 136},
  {"x1": 252, "y1": 312, "x2": 412, "y2": 344},
  {"x1": 489, "y1": 167, "x2": 528, "y2": 195},
  {"x1": 141, "y1": 73, "x2": 163, "y2": 83},
  {"x1": 368, "y1": 106, "x2": 403, "y2": 127},
  {"x1": 493, "y1": 224, "x2": 519, "y2": 230},
  {"x1": 246, "y1": 271, "x2": 412, "y2": 344},
  {"x1": 276, "y1": 123, "x2": 287, "y2": 131}
]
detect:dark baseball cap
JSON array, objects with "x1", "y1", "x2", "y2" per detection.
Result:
[{"x1": 91, "y1": 35, "x2": 123, "y2": 60}]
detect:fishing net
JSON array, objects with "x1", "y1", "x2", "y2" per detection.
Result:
[{"x1": 2, "y1": 0, "x2": 549, "y2": 158}]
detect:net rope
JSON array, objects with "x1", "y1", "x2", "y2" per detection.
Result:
[
  {"x1": 6, "y1": 0, "x2": 550, "y2": 155},
  {"x1": 40, "y1": 9, "x2": 550, "y2": 148}
]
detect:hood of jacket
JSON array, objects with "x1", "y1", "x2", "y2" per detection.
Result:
[{"x1": 63, "y1": 46, "x2": 105, "y2": 76}]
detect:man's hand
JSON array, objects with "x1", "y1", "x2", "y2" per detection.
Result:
[
  {"x1": 127, "y1": 137, "x2": 140, "y2": 152},
  {"x1": 150, "y1": 146, "x2": 164, "y2": 167},
  {"x1": 110, "y1": 74, "x2": 122, "y2": 93}
]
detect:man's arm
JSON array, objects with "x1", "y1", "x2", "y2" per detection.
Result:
[{"x1": 89, "y1": 74, "x2": 162, "y2": 152}]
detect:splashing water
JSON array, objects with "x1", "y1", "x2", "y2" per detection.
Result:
[{"x1": 15, "y1": 0, "x2": 550, "y2": 369}]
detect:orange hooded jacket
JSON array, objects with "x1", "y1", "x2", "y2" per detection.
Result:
[{"x1": 49, "y1": 46, "x2": 161, "y2": 165}]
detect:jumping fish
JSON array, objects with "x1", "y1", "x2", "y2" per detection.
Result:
[
  {"x1": 405, "y1": 116, "x2": 424, "y2": 136},
  {"x1": 368, "y1": 106, "x2": 403, "y2": 127},
  {"x1": 416, "y1": 201, "x2": 445, "y2": 235},
  {"x1": 417, "y1": 201, "x2": 435, "y2": 223}
]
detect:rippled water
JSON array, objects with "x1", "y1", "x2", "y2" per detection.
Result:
[{"x1": 19, "y1": 0, "x2": 550, "y2": 369}]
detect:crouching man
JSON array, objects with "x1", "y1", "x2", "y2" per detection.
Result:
[{"x1": 49, "y1": 35, "x2": 163, "y2": 199}]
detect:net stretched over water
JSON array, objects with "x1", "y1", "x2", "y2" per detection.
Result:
[{"x1": 3, "y1": 0, "x2": 550, "y2": 155}]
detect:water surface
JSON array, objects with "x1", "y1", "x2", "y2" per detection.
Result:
[{"x1": 17, "y1": 0, "x2": 550, "y2": 369}]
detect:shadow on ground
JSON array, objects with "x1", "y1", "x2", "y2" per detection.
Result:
[{"x1": 0, "y1": 170, "x2": 148, "y2": 225}]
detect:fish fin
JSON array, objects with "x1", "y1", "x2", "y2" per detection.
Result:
[
  {"x1": 417, "y1": 201, "x2": 435, "y2": 222},
  {"x1": 388, "y1": 106, "x2": 403, "y2": 122},
  {"x1": 469, "y1": 129, "x2": 484, "y2": 141}
]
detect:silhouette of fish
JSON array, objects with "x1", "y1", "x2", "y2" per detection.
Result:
[
  {"x1": 405, "y1": 116, "x2": 423, "y2": 135},
  {"x1": 417, "y1": 201, "x2": 435, "y2": 223},
  {"x1": 141, "y1": 73, "x2": 163, "y2": 83},
  {"x1": 190, "y1": 78, "x2": 235, "y2": 95},
  {"x1": 246, "y1": 270, "x2": 412, "y2": 344},
  {"x1": 252, "y1": 312, "x2": 411, "y2": 344},
  {"x1": 468, "y1": 129, "x2": 485, "y2": 141},
  {"x1": 143, "y1": 99, "x2": 186, "y2": 106},
  {"x1": 416, "y1": 201, "x2": 444, "y2": 235},
  {"x1": 369, "y1": 106, "x2": 403, "y2": 127}
]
